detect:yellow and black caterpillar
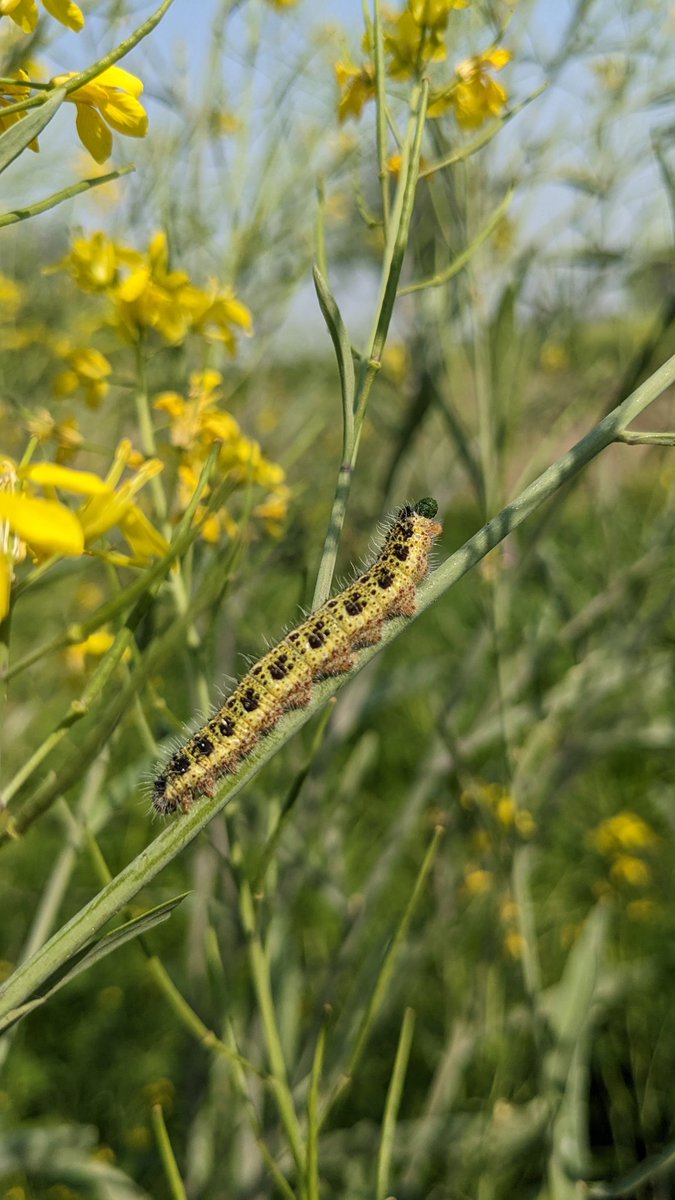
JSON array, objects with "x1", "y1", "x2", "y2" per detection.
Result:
[{"x1": 153, "y1": 498, "x2": 442, "y2": 814}]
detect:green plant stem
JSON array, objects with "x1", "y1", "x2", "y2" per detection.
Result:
[
  {"x1": 0, "y1": 166, "x2": 135, "y2": 227},
  {"x1": 373, "y1": 0, "x2": 390, "y2": 234},
  {"x1": 0, "y1": 628, "x2": 134, "y2": 809},
  {"x1": 0, "y1": 353, "x2": 673, "y2": 1025},
  {"x1": 325, "y1": 826, "x2": 442, "y2": 1122},
  {"x1": 151, "y1": 1104, "x2": 188, "y2": 1200},
  {"x1": 398, "y1": 185, "x2": 513, "y2": 295},
  {"x1": 237, "y1": 874, "x2": 306, "y2": 1180},
  {"x1": 306, "y1": 1016, "x2": 328, "y2": 1200},
  {"x1": 376, "y1": 1006, "x2": 416, "y2": 1200},
  {"x1": 312, "y1": 80, "x2": 428, "y2": 608}
]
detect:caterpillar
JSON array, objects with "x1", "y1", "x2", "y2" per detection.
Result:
[{"x1": 153, "y1": 497, "x2": 442, "y2": 815}]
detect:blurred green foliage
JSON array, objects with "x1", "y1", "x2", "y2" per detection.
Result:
[{"x1": 1, "y1": 1, "x2": 675, "y2": 1198}]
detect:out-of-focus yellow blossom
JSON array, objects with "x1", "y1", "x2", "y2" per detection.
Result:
[
  {"x1": 335, "y1": 59, "x2": 376, "y2": 123},
  {"x1": 0, "y1": 456, "x2": 82, "y2": 616},
  {"x1": 265, "y1": 0, "x2": 297, "y2": 7},
  {"x1": 0, "y1": 69, "x2": 39, "y2": 150},
  {"x1": 627, "y1": 898, "x2": 656, "y2": 922},
  {"x1": 496, "y1": 794, "x2": 515, "y2": 827},
  {"x1": 463, "y1": 867, "x2": 492, "y2": 896},
  {"x1": 515, "y1": 809, "x2": 536, "y2": 838},
  {"x1": 53, "y1": 231, "x2": 253, "y2": 350},
  {"x1": 499, "y1": 898, "x2": 519, "y2": 925},
  {"x1": 503, "y1": 930, "x2": 524, "y2": 959},
  {"x1": 155, "y1": 370, "x2": 239, "y2": 451},
  {"x1": 76, "y1": 439, "x2": 169, "y2": 562},
  {"x1": 429, "y1": 47, "x2": 511, "y2": 125},
  {"x1": 26, "y1": 409, "x2": 82, "y2": 462},
  {"x1": 609, "y1": 855, "x2": 652, "y2": 889},
  {"x1": 53, "y1": 346, "x2": 112, "y2": 408},
  {"x1": 64, "y1": 628, "x2": 129, "y2": 675},
  {"x1": 51, "y1": 66, "x2": 147, "y2": 164},
  {"x1": 253, "y1": 485, "x2": 291, "y2": 537},
  {"x1": 591, "y1": 811, "x2": 657, "y2": 856},
  {"x1": 1, "y1": 0, "x2": 84, "y2": 32},
  {"x1": 0, "y1": 273, "x2": 24, "y2": 316},
  {"x1": 75, "y1": 579, "x2": 105, "y2": 610},
  {"x1": 382, "y1": 340, "x2": 410, "y2": 384},
  {"x1": 540, "y1": 342, "x2": 569, "y2": 372},
  {"x1": 592, "y1": 56, "x2": 628, "y2": 93},
  {"x1": 410, "y1": 0, "x2": 468, "y2": 19},
  {"x1": 155, "y1": 370, "x2": 287, "y2": 544},
  {"x1": 50, "y1": 230, "x2": 118, "y2": 292},
  {"x1": 382, "y1": 8, "x2": 448, "y2": 80}
]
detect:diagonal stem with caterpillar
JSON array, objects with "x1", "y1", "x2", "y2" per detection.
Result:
[{"x1": 0, "y1": 349, "x2": 673, "y2": 1028}]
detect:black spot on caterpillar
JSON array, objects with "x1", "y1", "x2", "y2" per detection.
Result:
[{"x1": 153, "y1": 497, "x2": 442, "y2": 815}]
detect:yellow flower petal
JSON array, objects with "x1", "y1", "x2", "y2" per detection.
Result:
[
  {"x1": 71, "y1": 630, "x2": 115, "y2": 657},
  {"x1": 485, "y1": 47, "x2": 511, "y2": 70},
  {"x1": 20, "y1": 462, "x2": 110, "y2": 495},
  {"x1": 1, "y1": 0, "x2": 38, "y2": 33},
  {"x1": 41, "y1": 0, "x2": 84, "y2": 30},
  {"x1": 91, "y1": 66, "x2": 144, "y2": 98},
  {"x1": 75, "y1": 103, "x2": 112, "y2": 164},
  {"x1": 98, "y1": 92, "x2": 148, "y2": 138},
  {"x1": 119, "y1": 504, "x2": 169, "y2": 560},
  {"x1": 0, "y1": 492, "x2": 84, "y2": 555},
  {"x1": 154, "y1": 392, "x2": 186, "y2": 418}
]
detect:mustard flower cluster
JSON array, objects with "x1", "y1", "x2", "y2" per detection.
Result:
[
  {"x1": 590, "y1": 810, "x2": 659, "y2": 919},
  {"x1": 459, "y1": 780, "x2": 536, "y2": 960},
  {"x1": 52, "y1": 230, "x2": 252, "y2": 350},
  {"x1": 334, "y1": 0, "x2": 511, "y2": 129},
  {"x1": 155, "y1": 369, "x2": 289, "y2": 544},
  {"x1": 0, "y1": 442, "x2": 169, "y2": 620}
]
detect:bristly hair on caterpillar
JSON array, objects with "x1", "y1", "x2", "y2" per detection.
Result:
[{"x1": 153, "y1": 497, "x2": 443, "y2": 816}]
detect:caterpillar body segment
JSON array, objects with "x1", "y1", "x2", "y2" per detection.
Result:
[{"x1": 153, "y1": 498, "x2": 442, "y2": 815}]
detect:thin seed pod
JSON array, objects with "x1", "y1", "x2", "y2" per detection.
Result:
[{"x1": 153, "y1": 498, "x2": 442, "y2": 815}]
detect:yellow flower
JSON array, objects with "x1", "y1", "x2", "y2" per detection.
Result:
[
  {"x1": 496, "y1": 794, "x2": 515, "y2": 828},
  {"x1": 1, "y1": 0, "x2": 83, "y2": 32},
  {"x1": 76, "y1": 440, "x2": 169, "y2": 562},
  {"x1": 50, "y1": 231, "x2": 119, "y2": 292},
  {"x1": 609, "y1": 855, "x2": 652, "y2": 889},
  {"x1": 463, "y1": 867, "x2": 493, "y2": 896},
  {"x1": 627, "y1": 898, "x2": 656, "y2": 922},
  {"x1": 52, "y1": 66, "x2": 147, "y2": 164},
  {"x1": 410, "y1": 0, "x2": 468, "y2": 20},
  {"x1": 159, "y1": 375, "x2": 287, "y2": 548},
  {"x1": 0, "y1": 273, "x2": 24, "y2": 316},
  {"x1": 504, "y1": 931, "x2": 524, "y2": 959},
  {"x1": 591, "y1": 811, "x2": 657, "y2": 856},
  {"x1": 335, "y1": 60, "x2": 376, "y2": 123},
  {"x1": 383, "y1": 9, "x2": 447, "y2": 80},
  {"x1": 26, "y1": 410, "x2": 82, "y2": 463},
  {"x1": 64, "y1": 628, "x2": 122, "y2": 674},
  {"x1": 515, "y1": 809, "x2": 536, "y2": 838},
  {"x1": 429, "y1": 47, "x2": 511, "y2": 126},
  {"x1": 253, "y1": 485, "x2": 290, "y2": 537},
  {"x1": 0, "y1": 457, "x2": 84, "y2": 616},
  {"x1": 51, "y1": 230, "x2": 252, "y2": 351},
  {"x1": 0, "y1": 69, "x2": 39, "y2": 150},
  {"x1": 53, "y1": 346, "x2": 112, "y2": 408},
  {"x1": 155, "y1": 369, "x2": 239, "y2": 450}
]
